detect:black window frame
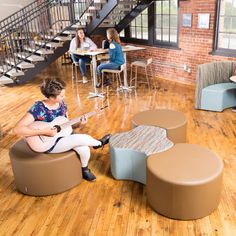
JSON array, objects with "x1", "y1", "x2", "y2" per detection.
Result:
[
  {"x1": 120, "y1": 0, "x2": 180, "y2": 49},
  {"x1": 213, "y1": 0, "x2": 236, "y2": 57}
]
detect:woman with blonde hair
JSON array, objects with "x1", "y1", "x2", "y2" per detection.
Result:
[
  {"x1": 69, "y1": 28, "x2": 97, "y2": 83},
  {"x1": 96, "y1": 28, "x2": 125, "y2": 88}
]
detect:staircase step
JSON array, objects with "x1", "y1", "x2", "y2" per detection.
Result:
[
  {"x1": 16, "y1": 53, "x2": 45, "y2": 62},
  {"x1": 0, "y1": 66, "x2": 24, "y2": 77},
  {"x1": 62, "y1": 30, "x2": 76, "y2": 35},
  {"x1": 119, "y1": 1, "x2": 137, "y2": 4},
  {"x1": 84, "y1": 13, "x2": 94, "y2": 17},
  {"x1": 103, "y1": 19, "x2": 116, "y2": 23},
  {"x1": 54, "y1": 36, "x2": 71, "y2": 42},
  {"x1": 71, "y1": 24, "x2": 85, "y2": 29},
  {"x1": 6, "y1": 59, "x2": 35, "y2": 69},
  {"x1": 99, "y1": 23, "x2": 115, "y2": 27},
  {"x1": 0, "y1": 75, "x2": 14, "y2": 85},
  {"x1": 34, "y1": 41, "x2": 63, "y2": 49},
  {"x1": 42, "y1": 35, "x2": 71, "y2": 42},
  {"x1": 94, "y1": 0, "x2": 107, "y2": 3},
  {"x1": 88, "y1": 6, "x2": 100, "y2": 11},
  {"x1": 24, "y1": 46, "x2": 54, "y2": 55}
]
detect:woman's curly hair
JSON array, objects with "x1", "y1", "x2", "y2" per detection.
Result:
[{"x1": 40, "y1": 78, "x2": 66, "y2": 98}]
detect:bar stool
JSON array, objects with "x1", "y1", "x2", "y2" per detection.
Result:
[
  {"x1": 71, "y1": 61, "x2": 93, "y2": 84},
  {"x1": 101, "y1": 64, "x2": 125, "y2": 95},
  {"x1": 130, "y1": 58, "x2": 154, "y2": 89}
]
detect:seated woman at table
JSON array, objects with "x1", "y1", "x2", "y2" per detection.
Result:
[
  {"x1": 13, "y1": 77, "x2": 111, "y2": 181},
  {"x1": 69, "y1": 28, "x2": 97, "y2": 84},
  {"x1": 96, "y1": 28, "x2": 125, "y2": 88}
]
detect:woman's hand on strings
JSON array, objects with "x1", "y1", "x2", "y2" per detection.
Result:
[
  {"x1": 43, "y1": 127, "x2": 58, "y2": 137},
  {"x1": 80, "y1": 115, "x2": 88, "y2": 125}
]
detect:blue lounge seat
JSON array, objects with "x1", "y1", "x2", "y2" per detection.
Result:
[
  {"x1": 195, "y1": 61, "x2": 236, "y2": 111},
  {"x1": 200, "y1": 83, "x2": 236, "y2": 112}
]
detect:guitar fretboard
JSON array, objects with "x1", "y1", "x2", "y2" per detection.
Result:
[{"x1": 60, "y1": 111, "x2": 96, "y2": 129}]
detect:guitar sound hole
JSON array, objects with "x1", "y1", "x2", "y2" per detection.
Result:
[{"x1": 54, "y1": 125, "x2": 61, "y2": 133}]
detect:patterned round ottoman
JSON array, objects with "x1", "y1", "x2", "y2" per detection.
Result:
[
  {"x1": 132, "y1": 109, "x2": 187, "y2": 143},
  {"x1": 147, "y1": 143, "x2": 224, "y2": 220},
  {"x1": 9, "y1": 139, "x2": 82, "y2": 196}
]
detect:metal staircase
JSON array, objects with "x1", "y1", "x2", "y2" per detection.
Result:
[{"x1": 0, "y1": 0, "x2": 153, "y2": 85}]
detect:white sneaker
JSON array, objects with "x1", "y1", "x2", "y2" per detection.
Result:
[{"x1": 82, "y1": 76, "x2": 88, "y2": 84}]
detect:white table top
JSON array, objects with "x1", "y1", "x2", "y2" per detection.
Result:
[
  {"x1": 72, "y1": 45, "x2": 145, "y2": 56},
  {"x1": 230, "y1": 75, "x2": 236, "y2": 83}
]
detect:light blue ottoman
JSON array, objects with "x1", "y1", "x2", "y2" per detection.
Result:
[
  {"x1": 109, "y1": 125, "x2": 173, "y2": 184},
  {"x1": 200, "y1": 83, "x2": 236, "y2": 112}
]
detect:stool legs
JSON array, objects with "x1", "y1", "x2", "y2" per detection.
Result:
[
  {"x1": 145, "y1": 67, "x2": 151, "y2": 90},
  {"x1": 101, "y1": 72, "x2": 105, "y2": 95},
  {"x1": 150, "y1": 65, "x2": 158, "y2": 89},
  {"x1": 72, "y1": 64, "x2": 78, "y2": 83},
  {"x1": 130, "y1": 65, "x2": 151, "y2": 89},
  {"x1": 129, "y1": 65, "x2": 138, "y2": 88},
  {"x1": 72, "y1": 63, "x2": 75, "y2": 81}
]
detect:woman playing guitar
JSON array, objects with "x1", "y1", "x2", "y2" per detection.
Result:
[{"x1": 13, "y1": 78, "x2": 111, "y2": 181}]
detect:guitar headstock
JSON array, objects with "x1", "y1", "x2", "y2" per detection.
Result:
[{"x1": 94, "y1": 105, "x2": 108, "y2": 114}]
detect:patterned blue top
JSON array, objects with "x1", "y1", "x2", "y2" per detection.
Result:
[{"x1": 28, "y1": 101, "x2": 67, "y2": 122}]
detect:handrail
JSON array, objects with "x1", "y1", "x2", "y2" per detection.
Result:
[
  {"x1": 76, "y1": 0, "x2": 94, "y2": 19},
  {"x1": 0, "y1": 0, "x2": 83, "y2": 76}
]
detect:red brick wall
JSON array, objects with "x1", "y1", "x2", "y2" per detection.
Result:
[{"x1": 92, "y1": 0, "x2": 236, "y2": 85}]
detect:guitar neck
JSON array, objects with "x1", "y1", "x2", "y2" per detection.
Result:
[{"x1": 60, "y1": 111, "x2": 96, "y2": 129}]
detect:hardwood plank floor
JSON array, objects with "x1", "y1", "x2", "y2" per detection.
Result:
[{"x1": 0, "y1": 59, "x2": 235, "y2": 236}]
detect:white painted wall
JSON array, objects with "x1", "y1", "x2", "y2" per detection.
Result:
[{"x1": 0, "y1": 0, "x2": 34, "y2": 20}]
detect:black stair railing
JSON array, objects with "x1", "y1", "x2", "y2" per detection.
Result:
[{"x1": 0, "y1": 0, "x2": 87, "y2": 77}]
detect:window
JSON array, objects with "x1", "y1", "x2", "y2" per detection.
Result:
[
  {"x1": 121, "y1": 0, "x2": 179, "y2": 48},
  {"x1": 155, "y1": 0, "x2": 178, "y2": 44},
  {"x1": 130, "y1": 9, "x2": 148, "y2": 40},
  {"x1": 214, "y1": 0, "x2": 236, "y2": 55}
]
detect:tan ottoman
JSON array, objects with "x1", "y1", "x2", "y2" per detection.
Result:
[
  {"x1": 9, "y1": 139, "x2": 82, "y2": 196},
  {"x1": 147, "y1": 143, "x2": 224, "y2": 220},
  {"x1": 132, "y1": 109, "x2": 187, "y2": 143}
]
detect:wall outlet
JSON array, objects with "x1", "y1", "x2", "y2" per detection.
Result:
[
  {"x1": 183, "y1": 64, "x2": 188, "y2": 70},
  {"x1": 187, "y1": 67, "x2": 191, "y2": 73}
]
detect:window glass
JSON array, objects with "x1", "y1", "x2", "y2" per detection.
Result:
[
  {"x1": 217, "y1": 0, "x2": 236, "y2": 50},
  {"x1": 155, "y1": 0, "x2": 178, "y2": 44},
  {"x1": 128, "y1": 8, "x2": 148, "y2": 40},
  {"x1": 122, "y1": 0, "x2": 178, "y2": 47}
]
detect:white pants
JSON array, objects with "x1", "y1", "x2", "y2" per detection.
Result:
[{"x1": 50, "y1": 134, "x2": 101, "y2": 167}]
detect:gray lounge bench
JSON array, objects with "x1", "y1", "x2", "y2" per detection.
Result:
[{"x1": 195, "y1": 61, "x2": 236, "y2": 112}]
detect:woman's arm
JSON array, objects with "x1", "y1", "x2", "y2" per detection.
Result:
[
  {"x1": 69, "y1": 38, "x2": 77, "y2": 53},
  {"x1": 72, "y1": 115, "x2": 88, "y2": 129},
  {"x1": 13, "y1": 113, "x2": 57, "y2": 137},
  {"x1": 109, "y1": 43, "x2": 117, "y2": 62},
  {"x1": 87, "y1": 37, "x2": 97, "y2": 50}
]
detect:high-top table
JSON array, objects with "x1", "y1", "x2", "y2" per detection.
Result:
[
  {"x1": 72, "y1": 45, "x2": 145, "y2": 99},
  {"x1": 230, "y1": 75, "x2": 236, "y2": 83}
]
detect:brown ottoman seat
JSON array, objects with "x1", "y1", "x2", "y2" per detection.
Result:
[
  {"x1": 9, "y1": 139, "x2": 82, "y2": 196},
  {"x1": 132, "y1": 109, "x2": 187, "y2": 143},
  {"x1": 147, "y1": 143, "x2": 224, "y2": 220}
]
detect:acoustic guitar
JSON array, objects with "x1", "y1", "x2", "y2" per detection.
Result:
[{"x1": 26, "y1": 110, "x2": 100, "y2": 152}]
